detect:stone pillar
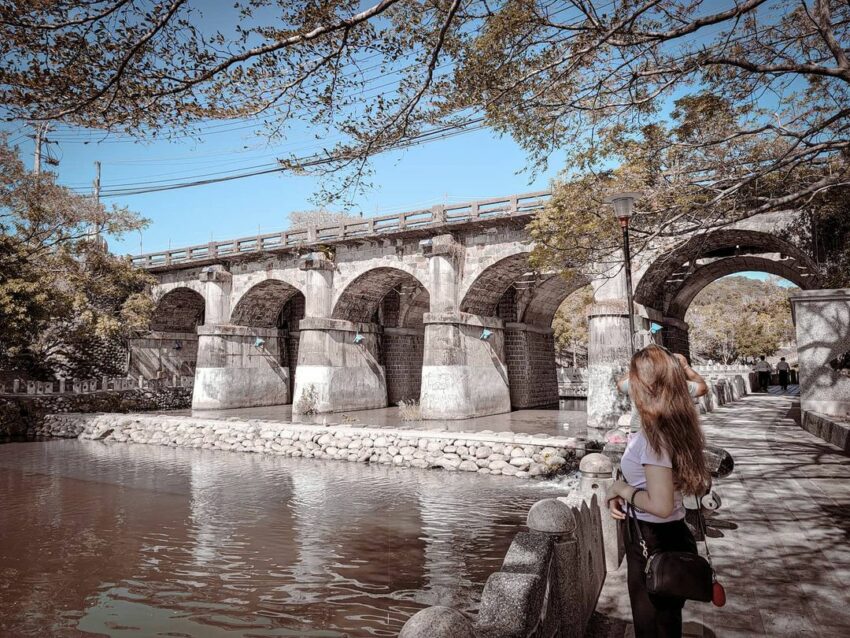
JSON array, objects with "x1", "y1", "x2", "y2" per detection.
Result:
[
  {"x1": 576, "y1": 453, "x2": 623, "y2": 572},
  {"x1": 420, "y1": 312, "x2": 511, "y2": 419},
  {"x1": 192, "y1": 266, "x2": 289, "y2": 410},
  {"x1": 191, "y1": 325, "x2": 289, "y2": 410},
  {"x1": 425, "y1": 234, "x2": 460, "y2": 314},
  {"x1": 293, "y1": 318, "x2": 387, "y2": 413},
  {"x1": 419, "y1": 234, "x2": 510, "y2": 419},
  {"x1": 661, "y1": 316, "x2": 691, "y2": 358},
  {"x1": 789, "y1": 288, "x2": 850, "y2": 416},
  {"x1": 291, "y1": 251, "x2": 388, "y2": 413},
  {"x1": 586, "y1": 302, "x2": 632, "y2": 429},
  {"x1": 505, "y1": 322, "x2": 559, "y2": 409}
]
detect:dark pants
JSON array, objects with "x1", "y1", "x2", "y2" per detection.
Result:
[
  {"x1": 779, "y1": 370, "x2": 789, "y2": 390},
  {"x1": 625, "y1": 517, "x2": 698, "y2": 638},
  {"x1": 758, "y1": 371, "x2": 771, "y2": 392}
]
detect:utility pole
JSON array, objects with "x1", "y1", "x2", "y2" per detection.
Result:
[
  {"x1": 93, "y1": 161, "x2": 101, "y2": 202},
  {"x1": 33, "y1": 123, "x2": 49, "y2": 175}
]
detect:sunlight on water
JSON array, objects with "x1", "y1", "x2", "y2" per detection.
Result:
[{"x1": 0, "y1": 440, "x2": 570, "y2": 637}]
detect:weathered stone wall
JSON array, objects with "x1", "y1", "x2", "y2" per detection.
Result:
[
  {"x1": 129, "y1": 331, "x2": 199, "y2": 379},
  {"x1": 790, "y1": 288, "x2": 850, "y2": 417},
  {"x1": 382, "y1": 328, "x2": 425, "y2": 405},
  {"x1": 36, "y1": 412, "x2": 580, "y2": 478},
  {"x1": 505, "y1": 323, "x2": 559, "y2": 409},
  {"x1": 0, "y1": 388, "x2": 191, "y2": 438}
]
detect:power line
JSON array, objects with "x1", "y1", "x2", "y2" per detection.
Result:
[{"x1": 92, "y1": 118, "x2": 486, "y2": 197}]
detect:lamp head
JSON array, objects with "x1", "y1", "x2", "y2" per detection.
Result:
[
  {"x1": 353, "y1": 332, "x2": 364, "y2": 344},
  {"x1": 254, "y1": 337, "x2": 266, "y2": 348},
  {"x1": 605, "y1": 192, "x2": 641, "y2": 224},
  {"x1": 480, "y1": 328, "x2": 493, "y2": 341}
]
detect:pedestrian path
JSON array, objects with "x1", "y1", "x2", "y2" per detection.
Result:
[{"x1": 588, "y1": 394, "x2": 850, "y2": 637}]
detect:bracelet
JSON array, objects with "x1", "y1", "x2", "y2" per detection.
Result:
[{"x1": 630, "y1": 488, "x2": 646, "y2": 513}]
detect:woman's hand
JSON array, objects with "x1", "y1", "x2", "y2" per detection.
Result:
[
  {"x1": 606, "y1": 479, "x2": 628, "y2": 503},
  {"x1": 608, "y1": 496, "x2": 627, "y2": 520}
]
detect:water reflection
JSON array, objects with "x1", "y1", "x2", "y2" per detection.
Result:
[{"x1": 0, "y1": 440, "x2": 568, "y2": 637}]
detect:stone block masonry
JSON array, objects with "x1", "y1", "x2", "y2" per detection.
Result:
[
  {"x1": 0, "y1": 387, "x2": 191, "y2": 438},
  {"x1": 36, "y1": 413, "x2": 582, "y2": 479}
]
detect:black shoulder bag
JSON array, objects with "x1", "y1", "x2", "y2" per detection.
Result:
[{"x1": 626, "y1": 500, "x2": 721, "y2": 603}]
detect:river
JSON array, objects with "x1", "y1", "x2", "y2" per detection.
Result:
[{"x1": 0, "y1": 439, "x2": 570, "y2": 637}]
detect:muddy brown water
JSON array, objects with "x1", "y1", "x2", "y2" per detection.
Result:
[{"x1": 0, "y1": 439, "x2": 572, "y2": 637}]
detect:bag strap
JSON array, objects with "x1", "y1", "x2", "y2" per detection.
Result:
[{"x1": 626, "y1": 493, "x2": 715, "y2": 569}]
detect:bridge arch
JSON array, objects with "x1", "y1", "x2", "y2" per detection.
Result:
[
  {"x1": 460, "y1": 252, "x2": 591, "y2": 409},
  {"x1": 634, "y1": 229, "x2": 820, "y2": 357},
  {"x1": 230, "y1": 279, "x2": 304, "y2": 328},
  {"x1": 330, "y1": 267, "x2": 430, "y2": 405},
  {"x1": 151, "y1": 287, "x2": 205, "y2": 332},
  {"x1": 331, "y1": 266, "x2": 429, "y2": 323}
]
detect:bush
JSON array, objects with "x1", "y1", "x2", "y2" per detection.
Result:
[
  {"x1": 294, "y1": 384, "x2": 319, "y2": 415},
  {"x1": 397, "y1": 399, "x2": 421, "y2": 421}
]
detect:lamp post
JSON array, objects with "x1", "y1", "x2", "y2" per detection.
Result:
[{"x1": 605, "y1": 192, "x2": 641, "y2": 356}]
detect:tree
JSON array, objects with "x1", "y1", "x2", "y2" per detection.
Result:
[
  {"x1": 552, "y1": 285, "x2": 593, "y2": 367},
  {"x1": 0, "y1": 138, "x2": 152, "y2": 376},
  {"x1": 1, "y1": 0, "x2": 847, "y2": 211},
  {"x1": 686, "y1": 275, "x2": 797, "y2": 363}
]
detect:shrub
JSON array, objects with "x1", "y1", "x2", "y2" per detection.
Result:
[{"x1": 397, "y1": 399, "x2": 421, "y2": 422}]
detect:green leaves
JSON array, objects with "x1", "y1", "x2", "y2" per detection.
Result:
[{"x1": 0, "y1": 138, "x2": 154, "y2": 375}]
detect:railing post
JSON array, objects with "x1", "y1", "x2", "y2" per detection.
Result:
[
  {"x1": 208, "y1": 242, "x2": 218, "y2": 259},
  {"x1": 431, "y1": 204, "x2": 446, "y2": 224},
  {"x1": 307, "y1": 225, "x2": 317, "y2": 243}
]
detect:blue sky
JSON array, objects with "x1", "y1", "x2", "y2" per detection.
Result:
[{"x1": 4, "y1": 122, "x2": 563, "y2": 255}]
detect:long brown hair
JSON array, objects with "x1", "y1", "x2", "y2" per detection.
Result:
[{"x1": 628, "y1": 344, "x2": 708, "y2": 495}]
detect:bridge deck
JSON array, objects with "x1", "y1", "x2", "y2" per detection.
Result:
[
  {"x1": 131, "y1": 190, "x2": 551, "y2": 270},
  {"x1": 589, "y1": 394, "x2": 850, "y2": 637}
]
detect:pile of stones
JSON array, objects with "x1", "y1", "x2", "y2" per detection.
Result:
[{"x1": 37, "y1": 412, "x2": 581, "y2": 479}]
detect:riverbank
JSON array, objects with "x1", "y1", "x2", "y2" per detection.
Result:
[{"x1": 37, "y1": 412, "x2": 584, "y2": 479}]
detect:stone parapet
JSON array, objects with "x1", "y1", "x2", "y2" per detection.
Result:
[
  {"x1": 400, "y1": 495, "x2": 605, "y2": 638},
  {"x1": 801, "y1": 411, "x2": 850, "y2": 453}
]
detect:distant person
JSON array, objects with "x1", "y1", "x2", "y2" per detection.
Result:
[
  {"x1": 777, "y1": 357, "x2": 791, "y2": 392},
  {"x1": 754, "y1": 356, "x2": 772, "y2": 392}
]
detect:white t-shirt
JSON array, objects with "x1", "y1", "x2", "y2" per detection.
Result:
[
  {"x1": 777, "y1": 361, "x2": 790, "y2": 371},
  {"x1": 754, "y1": 360, "x2": 771, "y2": 372},
  {"x1": 621, "y1": 430, "x2": 685, "y2": 524}
]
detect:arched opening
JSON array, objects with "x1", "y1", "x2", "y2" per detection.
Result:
[
  {"x1": 151, "y1": 287, "x2": 205, "y2": 332},
  {"x1": 332, "y1": 268, "x2": 430, "y2": 405},
  {"x1": 460, "y1": 253, "x2": 589, "y2": 411},
  {"x1": 132, "y1": 287, "x2": 205, "y2": 380},
  {"x1": 684, "y1": 271, "x2": 802, "y2": 394},
  {"x1": 634, "y1": 229, "x2": 820, "y2": 361},
  {"x1": 230, "y1": 279, "x2": 305, "y2": 400}
]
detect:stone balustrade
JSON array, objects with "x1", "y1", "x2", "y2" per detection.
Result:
[
  {"x1": 399, "y1": 453, "x2": 616, "y2": 638},
  {"x1": 0, "y1": 375, "x2": 194, "y2": 396},
  {"x1": 557, "y1": 366, "x2": 589, "y2": 398}
]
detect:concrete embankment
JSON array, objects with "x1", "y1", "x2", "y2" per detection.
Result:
[{"x1": 37, "y1": 413, "x2": 582, "y2": 478}]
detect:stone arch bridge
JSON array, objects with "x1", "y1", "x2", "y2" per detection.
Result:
[{"x1": 131, "y1": 192, "x2": 818, "y2": 427}]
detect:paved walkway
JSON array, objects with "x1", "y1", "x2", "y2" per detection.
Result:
[{"x1": 588, "y1": 394, "x2": 850, "y2": 637}]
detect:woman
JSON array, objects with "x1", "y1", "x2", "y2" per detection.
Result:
[{"x1": 607, "y1": 344, "x2": 710, "y2": 638}]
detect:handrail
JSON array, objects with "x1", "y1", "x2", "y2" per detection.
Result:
[{"x1": 130, "y1": 190, "x2": 552, "y2": 269}]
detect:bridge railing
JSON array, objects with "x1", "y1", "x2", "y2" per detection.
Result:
[{"x1": 130, "y1": 190, "x2": 551, "y2": 269}]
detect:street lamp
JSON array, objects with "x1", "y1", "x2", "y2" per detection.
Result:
[{"x1": 605, "y1": 192, "x2": 641, "y2": 356}]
